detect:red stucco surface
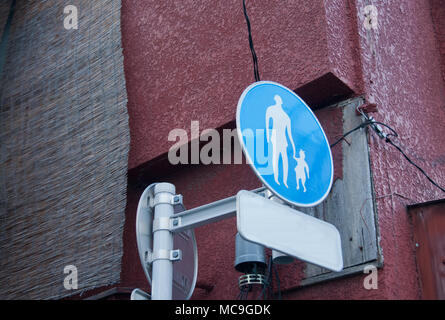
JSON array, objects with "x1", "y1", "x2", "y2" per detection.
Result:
[
  {"x1": 430, "y1": 0, "x2": 445, "y2": 83},
  {"x1": 286, "y1": 0, "x2": 445, "y2": 300},
  {"x1": 350, "y1": 0, "x2": 445, "y2": 300},
  {"x1": 122, "y1": 0, "x2": 360, "y2": 170},
  {"x1": 118, "y1": 0, "x2": 445, "y2": 300}
]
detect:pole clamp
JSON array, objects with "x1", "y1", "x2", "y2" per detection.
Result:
[
  {"x1": 146, "y1": 249, "x2": 182, "y2": 264},
  {"x1": 152, "y1": 217, "x2": 182, "y2": 232},
  {"x1": 153, "y1": 217, "x2": 170, "y2": 232},
  {"x1": 152, "y1": 193, "x2": 183, "y2": 207}
]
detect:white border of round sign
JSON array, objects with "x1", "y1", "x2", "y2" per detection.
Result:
[{"x1": 236, "y1": 81, "x2": 334, "y2": 207}]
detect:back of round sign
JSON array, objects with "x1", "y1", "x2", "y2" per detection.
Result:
[{"x1": 135, "y1": 183, "x2": 198, "y2": 300}]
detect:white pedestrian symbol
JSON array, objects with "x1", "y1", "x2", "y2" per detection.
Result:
[
  {"x1": 266, "y1": 94, "x2": 310, "y2": 191},
  {"x1": 294, "y1": 149, "x2": 310, "y2": 192},
  {"x1": 266, "y1": 95, "x2": 297, "y2": 188}
]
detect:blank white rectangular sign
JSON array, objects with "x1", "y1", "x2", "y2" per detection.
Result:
[{"x1": 236, "y1": 190, "x2": 343, "y2": 272}]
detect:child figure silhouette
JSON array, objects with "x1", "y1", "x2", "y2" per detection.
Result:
[{"x1": 294, "y1": 149, "x2": 310, "y2": 192}]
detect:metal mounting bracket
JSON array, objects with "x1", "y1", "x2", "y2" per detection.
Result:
[
  {"x1": 146, "y1": 249, "x2": 183, "y2": 264},
  {"x1": 152, "y1": 193, "x2": 183, "y2": 207},
  {"x1": 136, "y1": 183, "x2": 266, "y2": 300},
  {"x1": 136, "y1": 183, "x2": 197, "y2": 300}
]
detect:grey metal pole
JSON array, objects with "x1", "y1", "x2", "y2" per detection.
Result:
[{"x1": 151, "y1": 182, "x2": 175, "y2": 300}]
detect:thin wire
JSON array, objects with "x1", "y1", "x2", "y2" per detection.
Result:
[
  {"x1": 273, "y1": 262, "x2": 282, "y2": 300},
  {"x1": 257, "y1": 256, "x2": 273, "y2": 300},
  {"x1": 333, "y1": 110, "x2": 444, "y2": 193},
  {"x1": 362, "y1": 114, "x2": 445, "y2": 194},
  {"x1": 371, "y1": 121, "x2": 398, "y2": 139},
  {"x1": 242, "y1": 0, "x2": 260, "y2": 82},
  {"x1": 237, "y1": 285, "x2": 246, "y2": 300},
  {"x1": 244, "y1": 285, "x2": 251, "y2": 300},
  {"x1": 356, "y1": 107, "x2": 398, "y2": 139},
  {"x1": 385, "y1": 138, "x2": 445, "y2": 193},
  {"x1": 236, "y1": 288, "x2": 243, "y2": 300},
  {"x1": 330, "y1": 120, "x2": 373, "y2": 148}
]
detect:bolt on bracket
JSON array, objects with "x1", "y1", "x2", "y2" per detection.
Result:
[{"x1": 146, "y1": 249, "x2": 183, "y2": 265}]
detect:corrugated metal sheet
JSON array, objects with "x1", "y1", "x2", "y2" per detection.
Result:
[
  {"x1": 0, "y1": 0, "x2": 129, "y2": 299},
  {"x1": 409, "y1": 200, "x2": 445, "y2": 300}
]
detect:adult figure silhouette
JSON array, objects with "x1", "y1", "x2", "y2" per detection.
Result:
[{"x1": 266, "y1": 95, "x2": 297, "y2": 187}]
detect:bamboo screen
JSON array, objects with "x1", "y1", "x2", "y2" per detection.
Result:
[
  {"x1": 0, "y1": 1, "x2": 12, "y2": 38},
  {"x1": 0, "y1": 1, "x2": 129, "y2": 299}
]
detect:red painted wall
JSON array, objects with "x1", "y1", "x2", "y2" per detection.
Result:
[
  {"x1": 122, "y1": 0, "x2": 360, "y2": 169},
  {"x1": 430, "y1": 0, "x2": 445, "y2": 83},
  {"x1": 356, "y1": 0, "x2": 445, "y2": 300},
  {"x1": 118, "y1": 0, "x2": 445, "y2": 300}
]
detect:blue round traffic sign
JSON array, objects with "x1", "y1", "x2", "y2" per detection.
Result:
[{"x1": 236, "y1": 81, "x2": 334, "y2": 207}]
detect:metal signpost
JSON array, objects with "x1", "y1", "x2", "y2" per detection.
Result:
[
  {"x1": 134, "y1": 183, "x2": 198, "y2": 300},
  {"x1": 133, "y1": 81, "x2": 343, "y2": 300}
]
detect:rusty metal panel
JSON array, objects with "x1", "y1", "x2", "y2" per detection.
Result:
[{"x1": 409, "y1": 200, "x2": 445, "y2": 300}]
